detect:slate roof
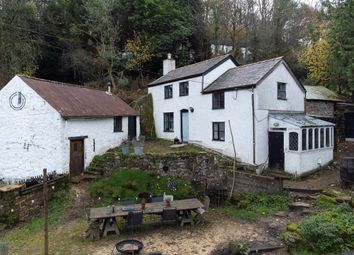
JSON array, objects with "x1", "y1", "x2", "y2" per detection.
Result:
[
  {"x1": 305, "y1": 86, "x2": 346, "y2": 102},
  {"x1": 20, "y1": 76, "x2": 138, "y2": 118},
  {"x1": 149, "y1": 54, "x2": 237, "y2": 86},
  {"x1": 203, "y1": 57, "x2": 283, "y2": 93},
  {"x1": 269, "y1": 113, "x2": 334, "y2": 127}
]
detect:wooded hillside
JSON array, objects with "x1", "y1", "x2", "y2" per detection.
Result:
[{"x1": 0, "y1": 0, "x2": 352, "y2": 99}]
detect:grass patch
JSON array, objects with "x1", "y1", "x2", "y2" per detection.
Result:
[
  {"x1": 4, "y1": 186, "x2": 73, "y2": 244},
  {"x1": 115, "y1": 139, "x2": 204, "y2": 155},
  {"x1": 89, "y1": 168, "x2": 197, "y2": 205},
  {"x1": 215, "y1": 192, "x2": 289, "y2": 221}
]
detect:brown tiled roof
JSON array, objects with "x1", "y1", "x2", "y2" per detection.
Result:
[
  {"x1": 149, "y1": 54, "x2": 238, "y2": 86},
  {"x1": 20, "y1": 76, "x2": 138, "y2": 118}
]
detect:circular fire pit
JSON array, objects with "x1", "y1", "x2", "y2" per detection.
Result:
[{"x1": 116, "y1": 240, "x2": 144, "y2": 255}]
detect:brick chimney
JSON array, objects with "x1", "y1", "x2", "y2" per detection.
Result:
[{"x1": 163, "y1": 53, "x2": 176, "y2": 75}]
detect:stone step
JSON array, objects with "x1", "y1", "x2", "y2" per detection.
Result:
[{"x1": 288, "y1": 202, "x2": 311, "y2": 210}]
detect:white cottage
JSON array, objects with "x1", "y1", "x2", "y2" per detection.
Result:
[
  {"x1": 0, "y1": 75, "x2": 140, "y2": 181},
  {"x1": 148, "y1": 54, "x2": 334, "y2": 175}
]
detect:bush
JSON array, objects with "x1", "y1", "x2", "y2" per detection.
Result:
[
  {"x1": 228, "y1": 240, "x2": 249, "y2": 255},
  {"x1": 285, "y1": 204, "x2": 354, "y2": 254}
]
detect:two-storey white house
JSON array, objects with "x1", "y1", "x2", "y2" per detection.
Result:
[
  {"x1": 0, "y1": 75, "x2": 140, "y2": 181},
  {"x1": 148, "y1": 54, "x2": 334, "y2": 175}
]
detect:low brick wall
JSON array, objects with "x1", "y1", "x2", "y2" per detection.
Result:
[
  {"x1": 88, "y1": 152, "x2": 283, "y2": 195},
  {"x1": 0, "y1": 175, "x2": 68, "y2": 226}
]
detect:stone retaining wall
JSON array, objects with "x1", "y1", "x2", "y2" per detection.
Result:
[
  {"x1": 0, "y1": 175, "x2": 68, "y2": 226},
  {"x1": 88, "y1": 152, "x2": 283, "y2": 194}
]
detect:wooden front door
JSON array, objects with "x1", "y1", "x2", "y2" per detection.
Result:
[
  {"x1": 345, "y1": 112, "x2": 354, "y2": 139},
  {"x1": 181, "y1": 110, "x2": 189, "y2": 143},
  {"x1": 70, "y1": 139, "x2": 84, "y2": 177},
  {"x1": 128, "y1": 116, "x2": 137, "y2": 139},
  {"x1": 269, "y1": 132, "x2": 284, "y2": 170}
]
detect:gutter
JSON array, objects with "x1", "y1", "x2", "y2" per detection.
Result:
[{"x1": 251, "y1": 86, "x2": 256, "y2": 165}]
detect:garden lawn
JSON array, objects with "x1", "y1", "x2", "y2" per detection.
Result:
[
  {"x1": 214, "y1": 192, "x2": 289, "y2": 221},
  {"x1": 89, "y1": 168, "x2": 197, "y2": 205}
]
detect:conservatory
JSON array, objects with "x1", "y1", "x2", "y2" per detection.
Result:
[{"x1": 269, "y1": 113, "x2": 335, "y2": 175}]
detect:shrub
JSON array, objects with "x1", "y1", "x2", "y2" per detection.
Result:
[
  {"x1": 228, "y1": 240, "x2": 249, "y2": 255},
  {"x1": 285, "y1": 204, "x2": 354, "y2": 254}
]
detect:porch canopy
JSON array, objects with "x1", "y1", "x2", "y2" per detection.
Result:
[{"x1": 269, "y1": 113, "x2": 335, "y2": 175}]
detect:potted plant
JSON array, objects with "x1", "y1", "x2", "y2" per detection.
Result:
[
  {"x1": 132, "y1": 135, "x2": 145, "y2": 155},
  {"x1": 121, "y1": 139, "x2": 130, "y2": 155},
  {"x1": 165, "y1": 197, "x2": 171, "y2": 207}
]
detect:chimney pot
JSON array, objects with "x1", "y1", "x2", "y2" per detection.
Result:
[{"x1": 163, "y1": 53, "x2": 176, "y2": 75}]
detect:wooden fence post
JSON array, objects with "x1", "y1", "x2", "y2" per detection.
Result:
[{"x1": 43, "y1": 169, "x2": 48, "y2": 255}]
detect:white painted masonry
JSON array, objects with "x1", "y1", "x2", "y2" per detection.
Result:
[
  {"x1": 0, "y1": 76, "x2": 139, "y2": 181},
  {"x1": 149, "y1": 55, "x2": 334, "y2": 175}
]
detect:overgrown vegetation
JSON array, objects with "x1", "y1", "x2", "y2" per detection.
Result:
[
  {"x1": 89, "y1": 168, "x2": 197, "y2": 205},
  {"x1": 4, "y1": 187, "x2": 73, "y2": 244},
  {"x1": 284, "y1": 203, "x2": 354, "y2": 255},
  {"x1": 216, "y1": 192, "x2": 289, "y2": 221}
]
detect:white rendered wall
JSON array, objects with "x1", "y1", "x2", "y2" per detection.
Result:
[
  {"x1": 148, "y1": 59, "x2": 254, "y2": 164},
  {"x1": 255, "y1": 62, "x2": 306, "y2": 167},
  {"x1": 63, "y1": 116, "x2": 131, "y2": 170},
  {"x1": 0, "y1": 76, "x2": 64, "y2": 181},
  {"x1": 256, "y1": 62, "x2": 305, "y2": 112}
]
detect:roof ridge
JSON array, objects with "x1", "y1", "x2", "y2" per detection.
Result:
[
  {"x1": 238, "y1": 56, "x2": 283, "y2": 68},
  {"x1": 167, "y1": 54, "x2": 231, "y2": 73},
  {"x1": 18, "y1": 75, "x2": 107, "y2": 93}
]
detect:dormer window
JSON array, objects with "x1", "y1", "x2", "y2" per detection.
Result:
[
  {"x1": 164, "y1": 85, "x2": 173, "y2": 99},
  {"x1": 277, "y1": 82, "x2": 286, "y2": 100},
  {"x1": 179, "y1": 81, "x2": 189, "y2": 96},
  {"x1": 212, "y1": 92, "x2": 225, "y2": 109}
]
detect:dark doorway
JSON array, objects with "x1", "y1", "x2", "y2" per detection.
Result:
[
  {"x1": 345, "y1": 112, "x2": 354, "y2": 139},
  {"x1": 128, "y1": 116, "x2": 137, "y2": 139},
  {"x1": 269, "y1": 132, "x2": 284, "y2": 170},
  {"x1": 70, "y1": 139, "x2": 84, "y2": 177}
]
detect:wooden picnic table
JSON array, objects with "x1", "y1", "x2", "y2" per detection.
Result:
[
  {"x1": 89, "y1": 198, "x2": 204, "y2": 219},
  {"x1": 86, "y1": 198, "x2": 204, "y2": 239}
]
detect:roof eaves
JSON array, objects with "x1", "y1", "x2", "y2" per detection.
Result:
[{"x1": 202, "y1": 84, "x2": 255, "y2": 94}]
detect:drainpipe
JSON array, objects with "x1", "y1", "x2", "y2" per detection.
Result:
[
  {"x1": 252, "y1": 86, "x2": 256, "y2": 165},
  {"x1": 201, "y1": 75, "x2": 204, "y2": 91}
]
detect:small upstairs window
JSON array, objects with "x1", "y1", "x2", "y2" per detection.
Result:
[
  {"x1": 277, "y1": 82, "x2": 286, "y2": 100},
  {"x1": 212, "y1": 92, "x2": 225, "y2": 109},
  {"x1": 164, "y1": 85, "x2": 173, "y2": 99},
  {"x1": 289, "y1": 132, "x2": 298, "y2": 151},
  {"x1": 114, "y1": 116, "x2": 123, "y2": 132},
  {"x1": 179, "y1": 81, "x2": 189, "y2": 96}
]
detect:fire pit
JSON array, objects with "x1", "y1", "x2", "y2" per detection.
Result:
[{"x1": 116, "y1": 240, "x2": 144, "y2": 255}]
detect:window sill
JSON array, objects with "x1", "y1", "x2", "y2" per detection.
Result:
[
  {"x1": 164, "y1": 130, "x2": 174, "y2": 133},
  {"x1": 212, "y1": 107, "x2": 225, "y2": 110},
  {"x1": 277, "y1": 98, "x2": 287, "y2": 101},
  {"x1": 114, "y1": 130, "x2": 123, "y2": 133},
  {"x1": 164, "y1": 97, "x2": 173, "y2": 100},
  {"x1": 212, "y1": 139, "x2": 225, "y2": 142},
  {"x1": 179, "y1": 95, "x2": 188, "y2": 97}
]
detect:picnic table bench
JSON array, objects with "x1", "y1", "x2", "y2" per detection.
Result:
[{"x1": 87, "y1": 198, "x2": 204, "y2": 239}]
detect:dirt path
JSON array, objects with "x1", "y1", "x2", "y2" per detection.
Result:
[{"x1": 81, "y1": 211, "x2": 301, "y2": 255}]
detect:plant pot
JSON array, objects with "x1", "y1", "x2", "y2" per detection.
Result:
[
  {"x1": 134, "y1": 147, "x2": 143, "y2": 155},
  {"x1": 165, "y1": 200, "x2": 171, "y2": 207},
  {"x1": 121, "y1": 147, "x2": 129, "y2": 155},
  {"x1": 141, "y1": 203, "x2": 146, "y2": 210}
]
